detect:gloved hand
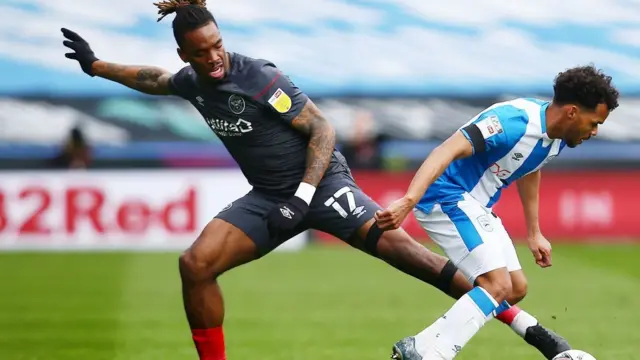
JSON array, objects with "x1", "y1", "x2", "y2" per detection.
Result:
[
  {"x1": 265, "y1": 183, "x2": 315, "y2": 234},
  {"x1": 266, "y1": 196, "x2": 309, "y2": 234},
  {"x1": 61, "y1": 28, "x2": 99, "y2": 76}
]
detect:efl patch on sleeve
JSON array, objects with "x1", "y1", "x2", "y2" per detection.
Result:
[
  {"x1": 476, "y1": 115, "x2": 503, "y2": 139},
  {"x1": 267, "y1": 88, "x2": 292, "y2": 113}
]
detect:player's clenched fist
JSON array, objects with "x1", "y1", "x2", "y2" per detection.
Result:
[
  {"x1": 266, "y1": 197, "x2": 309, "y2": 234},
  {"x1": 61, "y1": 28, "x2": 99, "y2": 76},
  {"x1": 265, "y1": 183, "x2": 316, "y2": 234},
  {"x1": 528, "y1": 233, "x2": 553, "y2": 268},
  {"x1": 375, "y1": 196, "x2": 414, "y2": 231}
]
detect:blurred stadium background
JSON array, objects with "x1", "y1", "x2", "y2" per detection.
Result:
[{"x1": 1, "y1": 1, "x2": 639, "y2": 359}]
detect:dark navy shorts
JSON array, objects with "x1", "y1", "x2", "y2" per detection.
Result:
[{"x1": 215, "y1": 170, "x2": 382, "y2": 256}]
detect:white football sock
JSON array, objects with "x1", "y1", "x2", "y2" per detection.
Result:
[
  {"x1": 414, "y1": 315, "x2": 445, "y2": 354},
  {"x1": 494, "y1": 302, "x2": 540, "y2": 338},
  {"x1": 422, "y1": 287, "x2": 499, "y2": 359},
  {"x1": 511, "y1": 310, "x2": 539, "y2": 337}
]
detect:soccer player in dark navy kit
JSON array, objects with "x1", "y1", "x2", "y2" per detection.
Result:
[{"x1": 61, "y1": 1, "x2": 570, "y2": 359}]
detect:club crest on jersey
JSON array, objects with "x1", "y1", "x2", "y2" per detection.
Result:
[
  {"x1": 268, "y1": 88, "x2": 292, "y2": 113},
  {"x1": 228, "y1": 94, "x2": 245, "y2": 115}
]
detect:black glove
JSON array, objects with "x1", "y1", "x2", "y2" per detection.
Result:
[
  {"x1": 266, "y1": 196, "x2": 310, "y2": 235},
  {"x1": 61, "y1": 28, "x2": 99, "y2": 77}
]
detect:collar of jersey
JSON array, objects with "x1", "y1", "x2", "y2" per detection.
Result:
[{"x1": 540, "y1": 101, "x2": 550, "y2": 135}]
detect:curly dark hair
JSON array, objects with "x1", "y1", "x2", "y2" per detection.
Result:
[
  {"x1": 154, "y1": 0, "x2": 217, "y2": 47},
  {"x1": 552, "y1": 64, "x2": 619, "y2": 112}
]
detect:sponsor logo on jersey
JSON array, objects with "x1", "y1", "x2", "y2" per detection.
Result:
[{"x1": 204, "y1": 118, "x2": 253, "y2": 136}]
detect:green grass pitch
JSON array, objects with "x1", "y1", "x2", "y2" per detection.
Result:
[{"x1": 0, "y1": 243, "x2": 638, "y2": 360}]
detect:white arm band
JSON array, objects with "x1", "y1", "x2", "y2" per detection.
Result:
[{"x1": 294, "y1": 182, "x2": 317, "y2": 205}]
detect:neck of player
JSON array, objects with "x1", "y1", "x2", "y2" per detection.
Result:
[{"x1": 544, "y1": 103, "x2": 564, "y2": 140}]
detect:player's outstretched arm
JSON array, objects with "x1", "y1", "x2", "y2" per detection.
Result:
[
  {"x1": 91, "y1": 61, "x2": 173, "y2": 95},
  {"x1": 61, "y1": 28, "x2": 173, "y2": 96},
  {"x1": 290, "y1": 100, "x2": 336, "y2": 187},
  {"x1": 375, "y1": 131, "x2": 472, "y2": 230},
  {"x1": 404, "y1": 131, "x2": 473, "y2": 204}
]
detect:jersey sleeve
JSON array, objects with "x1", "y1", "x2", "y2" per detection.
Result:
[
  {"x1": 459, "y1": 112, "x2": 509, "y2": 154},
  {"x1": 251, "y1": 63, "x2": 309, "y2": 123},
  {"x1": 168, "y1": 66, "x2": 196, "y2": 100}
]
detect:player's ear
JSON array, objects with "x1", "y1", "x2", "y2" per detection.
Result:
[
  {"x1": 177, "y1": 48, "x2": 188, "y2": 63},
  {"x1": 566, "y1": 105, "x2": 578, "y2": 120}
]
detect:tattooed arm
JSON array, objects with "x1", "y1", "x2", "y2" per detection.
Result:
[
  {"x1": 91, "y1": 61, "x2": 173, "y2": 96},
  {"x1": 290, "y1": 100, "x2": 337, "y2": 187},
  {"x1": 254, "y1": 63, "x2": 335, "y2": 188},
  {"x1": 264, "y1": 98, "x2": 336, "y2": 231},
  {"x1": 60, "y1": 29, "x2": 172, "y2": 96},
  {"x1": 258, "y1": 64, "x2": 335, "y2": 229}
]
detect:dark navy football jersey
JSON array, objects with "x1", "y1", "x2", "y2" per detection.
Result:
[{"x1": 168, "y1": 52, "x2": 349, "y2": 195}]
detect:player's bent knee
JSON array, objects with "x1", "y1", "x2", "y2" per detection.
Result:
[
  {"x1": 179, "y1": 249, "x2": 220, "y2": 282},
  {"x1": 179, "y1": 219, "x2": 259, "y2": 284},
  {"x1": 508, "y1": 281, "x2": 528, "y2": 304},
  {"x1": 508, "y1": 273, "x2": 528, "y2": 304},
  {"x1": 475, "y1": 268, "x2": 512, "y2": 303}
]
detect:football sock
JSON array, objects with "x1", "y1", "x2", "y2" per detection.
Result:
[
  {"x1": 495, "y1": 303, "x2": 538, "y2": 337},
  {"x1": 414, "y1": 315, "x2": 445, "y2": 354},
  {"x1": 420, "y1": 287, "x2": 499, "y2": 359},
  {"x1": 192, "y1": 327, "x2": 226, "y2": 360}
]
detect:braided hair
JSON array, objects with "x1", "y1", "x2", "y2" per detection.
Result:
[{"x1": 154, "y1": 0, "x2": 217, "y2": 47}]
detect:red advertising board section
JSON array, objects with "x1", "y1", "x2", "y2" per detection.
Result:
[
  {"x1": 0, "y1": 170, "x2": 310, "y2": 251},
  {"x1": 315, "y1": 170, "x2": 640, "y2": 243}
]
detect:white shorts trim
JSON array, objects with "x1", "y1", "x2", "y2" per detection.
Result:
[{"x1": 414, "y1": 193, "x2": 521, "y2": 284}]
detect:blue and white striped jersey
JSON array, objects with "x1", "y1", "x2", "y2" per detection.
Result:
[{"x1": 416, "y1": 98, "x2": 566, "y2": 214}]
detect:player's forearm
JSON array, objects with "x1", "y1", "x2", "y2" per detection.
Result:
[
  {"x1": 291, "y1": 101, "x2": 336, "y2": 188},
  {"x1": 91, "y1": 60, "x2": 172, "y2": 95},
  {"x1": 302, "y1": 120, "x2": 336, "y2": 187},
  {"x1": 517, "y1": 170, "x2": 542, "y2": 236}
]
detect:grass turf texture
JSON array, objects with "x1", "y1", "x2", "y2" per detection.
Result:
[{"x1": 0, "y1": 243, "x2": 638, "y2": 360}]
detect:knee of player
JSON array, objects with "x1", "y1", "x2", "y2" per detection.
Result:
[
  {"x1": 179, "y1": 250, "x2": 219, "y2": 281},
  {"x1": 509, "y1": 277, "x2": 528, "y2": 304},
  {"x1": 477, "y1": 270, "x2": 512, "y2": 303},
  {"x1": 491, "y1": 277, "x2": 513, "y2": 304}
]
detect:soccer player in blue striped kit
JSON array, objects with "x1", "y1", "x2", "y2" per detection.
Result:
[{"x1": 376, "y1": 65, "x2": 620, "y2": 360}]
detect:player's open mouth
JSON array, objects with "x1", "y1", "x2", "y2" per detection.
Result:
[{"x1": 209, "y1": 63, "x2": 224, "y2": 79}]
